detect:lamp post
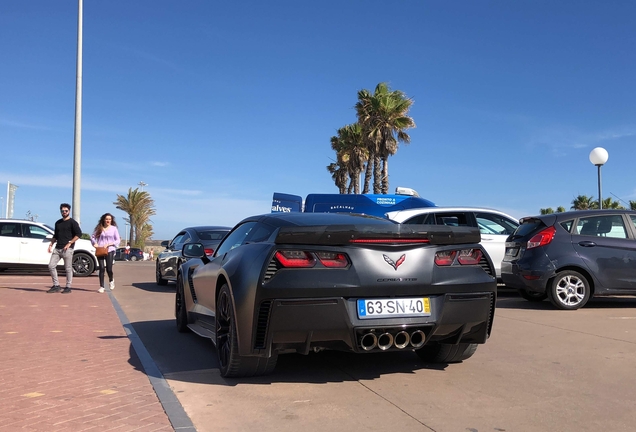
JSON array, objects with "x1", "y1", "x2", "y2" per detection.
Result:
[
  {"x1": 138, "y1": 181, "x2": 147, "y2": 191},
  {"x1": 125, "y1": 222, "x2": 129, "y2": 245},
  {"x1": 589, "y1": 147, "x2": 609, "y2": 209}
]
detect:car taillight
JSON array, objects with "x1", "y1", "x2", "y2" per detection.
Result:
[
  {"x1": 435, "y1": 249, "x2": 482, "y2": 266},
  {"x1": 315, "y1": 252, "x2": 349, "y2": 268},
  {"x1": 350, "y1": 238, "x2": 429, "y2": 244},
  {"x1": 434, "y1": 251, "x2": 457, "y2": 266},
  {"x1": 457, "y1": 249, "x2": 482, "y2": 265},
  {"x1": 527, "y1": 226, "x2": 556, "y2": 249},
  {"x1": 204, "y1": 248, "x2": 214, "y2": 256},
  {"x1": 275, "y1": 250, "x2": 316, "y2": 268}
]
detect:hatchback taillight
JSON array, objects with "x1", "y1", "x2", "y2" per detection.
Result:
[
  {"x1": 527, "y1": 226, "x2": 556, "y2": 249},
  {"x1": 204, "y1": 248, "x2": 214, "y2": 256}
]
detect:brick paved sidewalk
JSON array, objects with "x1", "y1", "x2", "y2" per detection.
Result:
[{"x1": 0, "y1": 273, "x2": 174, "y2": 432}]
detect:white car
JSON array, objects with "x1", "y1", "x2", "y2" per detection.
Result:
[
  {"x1": 385, "y1": 207, "x2": 519, "y2": 281},
  {"x1": 0, "y1": 219, "x2": 97, "y2": 277}
]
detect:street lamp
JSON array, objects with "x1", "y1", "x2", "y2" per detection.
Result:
[
  {"x1": 138, "y1": 181, "x2": 148, "y2": 191},
  {"x1": 589, "y1": 147, "x2": 609, "y2": 209},
  {"x1": 124, "y1": 222, "x2": 129, "y2": 245}
]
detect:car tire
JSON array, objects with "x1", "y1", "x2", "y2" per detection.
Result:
[
  {"x1": 156, "y1": 260, "x2": 168, "y2": 286},
  {"x1": 72, "y1": 252, "x2": 95, "y2": 277},
  {"x1": 518, "y1": 289, "x2": 548, "y2": 302},
  {"x1": 416, "y1": 342, "x2": 478, "y2": 363},
  {"x1": 130, "y1": 255, "x2": 138, "y2": 262},
  {"x1": 547, "y1": 270, "x2": 590, "y2": 310},
  {"x1": 216, "y1": 284, "x2": 277, "y2": 377},
  {"x1": 175, "y1": 273, "x2": 189, "y2": 333}
]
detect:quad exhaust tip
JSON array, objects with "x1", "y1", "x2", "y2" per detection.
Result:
[{"x1": 359, "y1": 329, "x2": 425, "y2": 351}]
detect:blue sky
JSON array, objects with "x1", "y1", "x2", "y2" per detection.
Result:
[{"x1": 1, "y1": 1, "x2": 635, "y2": 240}]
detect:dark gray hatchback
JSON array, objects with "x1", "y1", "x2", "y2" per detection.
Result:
[{"x1": 501, "y1": 210, "x2": 636, "y2": 310}]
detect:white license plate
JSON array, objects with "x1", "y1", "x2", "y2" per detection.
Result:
[{"x1": 357, "y1": 297, "x2": 431, "y2": 319}]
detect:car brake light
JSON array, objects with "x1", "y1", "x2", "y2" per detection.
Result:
[
  {"x1": 434, "y1": 251, "x2": 457, "y2": 266},
  {"x1": 457, "y1": 249, "x2": 482, "y2": 265},
  {"x1": 275, "y1": 250, "x2": 316, "y2": 268},
  {"x1": 315, "y1": 252, "x2": 349, "y2": 268},
  {"x1": 527, "y1": 226, "x2": 556, "y2": 249},
  {"x1": 204, "y1": 248, "x2": 214, "y2": 256},
  {"x1": 350, "y1": 238, "x2": 429, "y2": 244}
]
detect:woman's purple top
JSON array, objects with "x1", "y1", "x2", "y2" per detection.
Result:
[{"x1": 90, "y1": 225, "x2": 121, "y2": 252}]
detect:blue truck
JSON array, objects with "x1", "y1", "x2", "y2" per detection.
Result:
[{"x1": 271, "y1": 187, "x2": 436, "y2": 218}]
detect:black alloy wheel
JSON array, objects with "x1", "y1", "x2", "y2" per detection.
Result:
[
  {"x1": 215, "y1": 284, "x2": 277, "y2": 377},
  {"x1": 175, "y1": 273, "x2": 189, "y2": 333},
  {"x1": 72, "y1": 252, "x2": 95, "y2": 277}
]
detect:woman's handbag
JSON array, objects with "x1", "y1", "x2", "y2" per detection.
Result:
[{"x1": 95, "y1": 246, "x2": 108, "y2": 258}]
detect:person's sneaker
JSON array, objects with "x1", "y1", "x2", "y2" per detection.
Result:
[
  {"x1": 47, "y1": 285, "x2": 61, "y2": 293},
  {"x1": 98, "y1": 287, "x2": 105, "y2": 293},
  {"x1": 109, "y1": 280, "x2": 115, "y2": 290},
  {"x1": 61, "y1": 287, "x2": 72, "y2": 294}
]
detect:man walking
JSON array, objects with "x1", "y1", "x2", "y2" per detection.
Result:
[{"x1": 47, "y1": 203, "x2": 82, "y2": 294}]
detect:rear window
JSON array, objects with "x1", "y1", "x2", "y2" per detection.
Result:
[
  {"x1": 510, "y1": 218, "x2": 546, "y2": 239},
  {"x1": 196, "y1": 230, "x2": 228, "y2": 241}
]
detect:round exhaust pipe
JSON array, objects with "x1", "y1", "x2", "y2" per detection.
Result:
[
  {"x1": 377, "y1": 332, "x2": 394, "y2": 351},
  {"x1": 409, "y1": 330, "x2": 425, "y2": 348},
  {"x1": 394, "y1": 331, "x2": 410, "y2": 349},
  {"x1": 360, "y1": 332, "x2": 378, "y2": 351}
]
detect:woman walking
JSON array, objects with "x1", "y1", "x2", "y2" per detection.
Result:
[{"x1": 90, "y1": 213, "x2": 121, "y2": 293}]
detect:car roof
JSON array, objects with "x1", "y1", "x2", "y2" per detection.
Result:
[
  {"x1": 183, "y1": 226, "x2": 232, "y2": 232},
  {"x1": 242, "y1": 212, "x2": 397, "y2": 227},
  {"x1": 386, "y1": 206, "x2": 518, "y2": 221},
  {"x1": 525, "y1": 209, "x2": 636, "y2": 221}
]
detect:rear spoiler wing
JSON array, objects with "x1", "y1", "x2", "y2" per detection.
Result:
[{"x1": 275, "y1": 224, "x2": 480, "y2": 246}]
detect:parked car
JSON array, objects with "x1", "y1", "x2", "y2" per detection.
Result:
[
  {"x1": 0, "y1": 219, "x2": 97, "y2": 277},
  {"x1": 501, "y1": 210, "x2": 636, "y2": 310},
  {"x1": 114, "y1": 247, "x2": 144, "y2": 261},
  {"x1": 385, "y1": 207, "x2": 519, "y2": 281},
  {"x1": 175, "y1": 212, "x2": 496, "y2": 377},
  {"x1": 156, "y1": 225, "x2": 230, "y2": 285}
]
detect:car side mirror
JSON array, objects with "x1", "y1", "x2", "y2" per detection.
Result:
[{"x1": 183, "y1": 243, "x2": 206, "y2": 259}]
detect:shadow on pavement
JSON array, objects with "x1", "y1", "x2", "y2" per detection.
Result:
[{"x1": 129, "y1": 318, "x2": 452, "y2": 387}]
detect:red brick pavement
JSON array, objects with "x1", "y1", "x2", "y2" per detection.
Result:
[{"x1": 0, "y1": 273, "x2": 174, "y2": 432}]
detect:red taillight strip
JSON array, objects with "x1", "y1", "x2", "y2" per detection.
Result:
[{"x1": 350, "y1": 238, "x2": 430, "y2": 244}]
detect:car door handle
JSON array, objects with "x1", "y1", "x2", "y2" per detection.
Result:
[{"x1": 578, "y1": 241, "x2": 597, "y2": 247}]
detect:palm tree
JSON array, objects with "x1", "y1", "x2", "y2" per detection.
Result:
[
  {"x1": 330, "y1": 124, "x2": 368, "y2": 194},
  {"x1": 113, "y1": 187, "x2": 156, "y2": 247},
  {"x1": 601, "y1": 197, "x2": 624, "y2": 210},
  {"x1": 326, "y1": 162, "x2": 348, "y2": 194},
  {"x1": 540, "y1": 208, "x2": 554, "y2": 214},
  {"x1": 356, "y1": 82, "x2": 416, "y2": 194},
  {"x1": 571, "y1": 195, "x2": 597, "y2": 210},
  {"x1": 630, "y1": 200, "x2": 636, "y2": 211},
  {"x1": 556, "y1": 206, "x2": 566, "y2": 213}
]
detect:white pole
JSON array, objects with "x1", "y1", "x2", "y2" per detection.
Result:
[
  {"x1": 72, "y1": 0, "x2": 83, "y2": 224},
  {"x1": 5, "y1": 182, "x2": 8, "y2": 218}
]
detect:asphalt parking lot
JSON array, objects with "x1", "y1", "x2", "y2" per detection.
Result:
[{"x1": 3, "y1": 262, "x2": 636, "y2": 432}]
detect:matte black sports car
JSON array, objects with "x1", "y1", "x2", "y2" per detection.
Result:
[
  {"x1": 156, "y1": 225, "x2": 230, "y2": 285},
  {"x1": 175, "y1": 212, "x2": 496, "y2": 377}
]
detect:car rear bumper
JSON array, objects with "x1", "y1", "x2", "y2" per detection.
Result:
[
  {"x1": 501, "y1": 260, "x2": 553, "y2": 292},
  {"x1": 250, "y1": 290, "x2": 495, "y2": 356}
]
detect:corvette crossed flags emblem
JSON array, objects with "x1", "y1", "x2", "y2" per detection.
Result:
[{"x1": 383, "y1": 254, "x2": 406, "y2": 270}]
